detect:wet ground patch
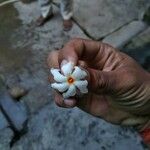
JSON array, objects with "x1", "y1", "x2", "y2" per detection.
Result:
[{"x1": 0, "y1": 4, "x2": 32, "y2": 74}]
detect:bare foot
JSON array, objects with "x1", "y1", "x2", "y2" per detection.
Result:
[
  {"x1": 36, "y1": 14, "x2": 54, "y2": 27},
  {"x1": 63, "y1": 19, "x2": 73, "y2": 31}
]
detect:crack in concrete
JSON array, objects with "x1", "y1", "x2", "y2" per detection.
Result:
[
  {"x1": 0, "y1": 99, "x2": 28, "y2": 147},
  {"x1": 72, "y1": 17, "x2": 96, "y2": 40},
  {"x1": 10, "y1": 124, "x2": 28, "y2": 147},
  {"x1": 53, "y1": 2, "x2": 149, "y2": 42},
  {"x1": 101, "y1": 20, "x2": 136, "y2": 40}
]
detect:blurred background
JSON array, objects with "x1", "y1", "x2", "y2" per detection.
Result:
[{"x1": 0, "y1": 0, "x2": 150, "y2": 150}]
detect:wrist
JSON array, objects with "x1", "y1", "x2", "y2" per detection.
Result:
[
  {"x1": 139, "y1": 120, "x2": 150, "y2": 145},
  {"x1": 138, "y1": 68, "x2": 150, "y2": 147},
  {"x1": 139, "y1": 128, "x2": 150, "y2": 145}
]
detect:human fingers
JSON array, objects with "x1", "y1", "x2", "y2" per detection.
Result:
[
  {"x1": 54, "y1": 91, "x2": 77, "y2": 108},
  {"x1": 76, "y1": 93, "x2": 109, "y2": 118},
  {"x1": 58, "y1": 38, "x2": 117, "y2": 69},
  {"x1": 87, "y1": 68, "x2": 117, "y2": 94},
  {"x1": 47, "y1": 51, "x2": 77, "y2": 107},
  {"x1": 47, "y1": 50, "x2": 59, "y2": 69}
]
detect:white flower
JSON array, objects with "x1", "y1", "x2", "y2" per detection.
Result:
[{"x1": 50, "y1": 62, "x2": 88, "y2": 99}]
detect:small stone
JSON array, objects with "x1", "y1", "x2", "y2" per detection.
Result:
[
  {"x1": 0, "y1": 93, "x2": 28, "y2": 131},
  {"x1": 9, "y1": 86, "x2": 28, "y2": 100}
]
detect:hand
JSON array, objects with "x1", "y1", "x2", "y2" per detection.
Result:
[{"x1": 47, "y1": 38, "x2": 150, "y2": 130}]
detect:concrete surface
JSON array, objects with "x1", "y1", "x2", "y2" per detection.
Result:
[
  {"x1": 74, "y1": 0, "x2": 150, "y2": 40},
  {"x1": 0, "y1": 0, "x2": 149, "y2": 150}
]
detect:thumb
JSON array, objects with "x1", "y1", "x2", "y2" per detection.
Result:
[{"x1": 87, "y1": 68, "x2": 116, "y2": 94}]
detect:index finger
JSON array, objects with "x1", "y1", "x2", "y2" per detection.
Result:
[{"x1": 58, "y1": 38, "x2": 115, "y2": 67}]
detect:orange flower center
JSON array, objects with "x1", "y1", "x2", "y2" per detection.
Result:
[{"x1": 67, "y1": 77, "x2": 74, "y2": 84}]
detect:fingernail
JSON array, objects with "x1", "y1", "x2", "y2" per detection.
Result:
[
  {"x1": 61, "y1": 60, "x2": 68, "y2": 67},
  {"x1": 64, "y1": 99, "x2": 76, "y2": 106}
]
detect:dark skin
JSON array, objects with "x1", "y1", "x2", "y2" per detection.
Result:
[{"x1": 47, "y1": 38, "x2": 150, "y2": 129}]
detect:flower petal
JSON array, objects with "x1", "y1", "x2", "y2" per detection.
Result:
[
  {"x1": 72, "y1": 66, "x2": 87, "y2": 80},
  {"x1": 51, "y1": 82, "x2": 69, "y2": 92},
  {"x1": 63, "y1": 84, "x2": 76, "y2": 99},
  {"x1": 74, "y1": 80, "x2": 88, "y2": 93},
  {"x1": 61, "y1": 62, "x2": 74, "y2": 76},
  {"x1": 50, "y1": 68, "x2": 67, "y2": 82}
]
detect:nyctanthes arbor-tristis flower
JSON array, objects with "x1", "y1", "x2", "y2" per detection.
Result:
[{"x1": 50, "y1": 61, "x2": 88, "y2": 99}]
